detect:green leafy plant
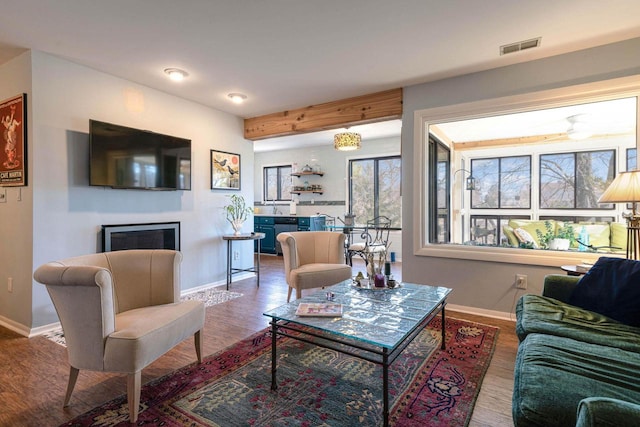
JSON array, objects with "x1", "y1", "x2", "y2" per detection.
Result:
[
  {"x1": 556, "y1": 223, "x2": 575, "y2": 243},
  {"x1": 223, "y1": 194, "x2": 253, "y2": 223},
  {"x1": 535, "y1": 220, "x2": 575, "y2": 249}
]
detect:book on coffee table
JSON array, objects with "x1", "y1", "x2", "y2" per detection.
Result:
[{"x1": 295, "y1": 303, "x2": 343, "y2": 317}]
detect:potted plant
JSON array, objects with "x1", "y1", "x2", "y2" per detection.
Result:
[
  {"x1": 536, "y1": 220, "x2": 574, "y2": 250},
  {"x1": 549, "y1": 223, "x2": 575, "y2": 250},
  {"x1": 223, "y1": 194, "x2": 253, "y2": 235}
]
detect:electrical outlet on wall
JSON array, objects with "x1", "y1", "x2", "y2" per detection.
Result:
[
  {"x1": 233, "y1": 251, "x2": 240, "y2": 260},
  {"x1": 0, "y1": 188, "x2": 6, "y2": 203},
  {"x1": 515, "y1": 274, "x2": 528, "y2": 289}
]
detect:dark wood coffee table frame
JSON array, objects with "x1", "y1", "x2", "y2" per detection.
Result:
[{"x1": 267, "y1": 299, "x2": 447, "y2": 427}]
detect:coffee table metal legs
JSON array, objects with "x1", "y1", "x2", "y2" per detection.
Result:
[
  {"x1": 270, "y1": 321, "x2": 277, "y2": 391},
  {"x1": 382, "y1": 349, "x2": 389, "y2": 427},
  {"x1": 441, "y1": 304, "x2": 446, "y2": 350},
  {"x1": 268, "y1": 303, "x2": 447, "y2": 426}
]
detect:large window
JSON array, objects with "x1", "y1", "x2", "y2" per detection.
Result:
[
  {"x1": 349, "y1": 156, "x2": 402, "y2": 228},
  {"x1": 418, "y1": 89, "x2": 638, "y2": 262},
  {"x1": 471, "y1": 156, "x2": 531, "y2": 209},
  {"x1": 263, "y1": 165, "x2": 292, "y2": 201},
  {"x1": 539, "y1": 150, "x2": 614, "y2": 209}
]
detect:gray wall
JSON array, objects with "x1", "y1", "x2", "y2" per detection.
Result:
[
  {"x1": 1, "y1": 51, "x2": 254, "y2": 333},
  {"x1": 401, "y1": 37, "x2": 640, "y2": 318}
]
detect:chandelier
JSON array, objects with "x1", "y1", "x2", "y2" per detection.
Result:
[{"x1": 334, "y1": 132, "x2": 361, "y2": 151}]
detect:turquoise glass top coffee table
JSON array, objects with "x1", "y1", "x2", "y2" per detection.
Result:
[{"x1": 263, "y1": 280, "x2": 452, "y2": 427}]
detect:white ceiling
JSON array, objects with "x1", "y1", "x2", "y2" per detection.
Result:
[{"x1": 1, "y1": 0, "x2": 640, "y2": 150}]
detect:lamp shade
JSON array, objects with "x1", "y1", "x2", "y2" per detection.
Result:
[
  {"x1": 598, "y1": 171, "x2": 640, "y2": 203},
  {"x1": 334, "y1": 132, "x2": 361, "y2": 151}
]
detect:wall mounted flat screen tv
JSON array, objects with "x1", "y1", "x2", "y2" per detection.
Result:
[{"x1": 89, "y1": 120, "x2": 191, "y2": 190}]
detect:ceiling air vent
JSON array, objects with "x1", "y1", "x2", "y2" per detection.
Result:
[{"x1": 500, "y1": 37, "x2": 542, "y2": 55}]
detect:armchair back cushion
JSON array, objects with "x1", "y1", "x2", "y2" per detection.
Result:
[{"x1": 278, "y1": 231, "x2": 352, "y2": 301}]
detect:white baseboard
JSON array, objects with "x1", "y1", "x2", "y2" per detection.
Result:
[
  {"x1": 0, "y1": 314, "x2": 32, "y2": 337},
  {"x1": 181, "y1": 273, "x2": 254, "y2": 295},
  {"x1": 447, "y1": 304, "x2": 516, "y2": 323}
]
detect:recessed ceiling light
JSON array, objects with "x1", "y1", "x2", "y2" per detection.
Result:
[
  {"x1": 228, "y1": 93, "x2": 247, "y2": 104},
  {"x1": 164, "y1": 68, "x2": 188, "y2": 82}
]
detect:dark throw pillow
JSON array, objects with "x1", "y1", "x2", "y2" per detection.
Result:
[{"x1": 568, "y1": 257, "x2": 640, "y2": 326}]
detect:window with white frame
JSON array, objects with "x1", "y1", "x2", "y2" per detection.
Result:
[{"x1": 424, "y1": 94, "x2": 638, "y2": 253}]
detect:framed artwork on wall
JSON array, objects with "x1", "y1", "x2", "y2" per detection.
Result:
[
  {"x1": 211, "y1": 149, "x2": 241, "y2": 190},
  {"x1": 0, "y1": 94, "x2": 27, "y2": 187}
]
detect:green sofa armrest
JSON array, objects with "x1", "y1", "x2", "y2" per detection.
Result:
[
  {"x1": 576, "y1": 397, "x2": 640, "y2": 427},
  {"x1": 542, "y1": 274, "x2": 581, "y2": 302}
]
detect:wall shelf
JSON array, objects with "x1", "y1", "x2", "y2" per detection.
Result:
[
  {"x1": 291, "y1": 190, "x2": 324, "y2": 194},
  {"x1": 291, "y1": 171, "x2": 324, "y2": 177}
]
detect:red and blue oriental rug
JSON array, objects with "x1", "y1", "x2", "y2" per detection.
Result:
[{"x1": 61, "y1": 317, "x2": 498, "y2": 426}]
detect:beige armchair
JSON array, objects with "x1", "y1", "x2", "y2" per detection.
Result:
[
  {"x1": 277, "y1": 231, "x2": 352, "y2": 302},
  {"x1": 33, "y1": 249, "x2": 205, "y2": 423}
]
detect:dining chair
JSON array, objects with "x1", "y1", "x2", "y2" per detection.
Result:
[{"x1": 346, "y1": 216, "x2": 392, "y2": 267}]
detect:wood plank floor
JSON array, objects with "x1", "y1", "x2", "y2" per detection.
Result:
[{"x1": 0, "y1": 256, "x2": 517, "y2": 426}]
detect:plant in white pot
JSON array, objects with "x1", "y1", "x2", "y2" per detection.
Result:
[
  {"x1": 223, "y1": 194, "x2": 253, "y2": 235},
  {"x1": 549, "y1": 223, "x2": 575, "y2": 250},
  {"x1": 536, "y1": 220, "x2": 574, "y2": 250}
]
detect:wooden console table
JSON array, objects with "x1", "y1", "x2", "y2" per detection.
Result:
[{"x1": 223, "y1": 232, "x2": 265, "y2": 290}]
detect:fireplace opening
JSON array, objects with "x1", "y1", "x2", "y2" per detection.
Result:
[{"x1": 101, "y1": 222, "x2": 180, "y2": 252}]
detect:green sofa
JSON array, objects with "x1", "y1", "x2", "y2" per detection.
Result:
[
  {"x1": 503, "y1": 219, "x2": 626, "y2": 253},
  {"x1": 513, "y1": 275, "x2": 640, "y2": 427}
]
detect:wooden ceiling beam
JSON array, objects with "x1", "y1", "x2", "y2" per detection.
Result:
[{"x1": 244, "y1": 88, "x2": 403, "y2": 141}]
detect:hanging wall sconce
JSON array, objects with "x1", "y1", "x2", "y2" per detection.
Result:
[{"x1": 454, "y1": 169, "x2": 477, "y2": 191}]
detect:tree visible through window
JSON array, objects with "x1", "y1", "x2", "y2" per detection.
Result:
[
  {"x1": 471, "y1": 156, "x2": 531, "y2": 209},
  {"x1": 539, "y1": 150, "x2": 614, "y2": 209},
  {"x1": 349, "y1": 156, "x2": 402, "y2": 228},
  {"x1": 263, "y1": 165, "x2": 292, "y2": 201}
]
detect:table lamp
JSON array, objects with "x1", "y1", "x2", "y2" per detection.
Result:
[{"x1": 598, "y1": 170, "x2": 640, "y2": 259}]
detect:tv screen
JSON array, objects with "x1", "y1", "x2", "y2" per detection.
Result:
[{"x1": 89, "y1": 120, "x2": 191, "y2": 190}]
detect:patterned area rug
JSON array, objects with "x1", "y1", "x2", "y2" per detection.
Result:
[
  {"x1": 60, "y1": 317, "x2": 498, "y2": 427},
  {"x1": 44, "y1": 288, "x2": 243, "y2": 347}
]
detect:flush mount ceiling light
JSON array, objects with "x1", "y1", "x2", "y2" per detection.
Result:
[
  {"x1": 334, "y1": 132, "x2": 361, "y2": 151},
  {"x1": 164, "y1": 68, "x2": 188, "y2": 82},
  {"x1": 228, "y1": 93, "x2": 247, "y2": 104}
]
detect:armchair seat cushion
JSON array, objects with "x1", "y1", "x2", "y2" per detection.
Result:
[
  {"x1": 289, "y1": 263, "x2": 352, "y2": 291},
  {"x1": 105, "y1": 300, "x2": 205, "y2": 372}
]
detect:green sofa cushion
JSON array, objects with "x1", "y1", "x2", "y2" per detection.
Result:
[
  {"x1": 611, "y1": 222, "x2": 628, "y2": 252},
  {"x1": 516, "y1": 294, "x2": 640, "y2": 353},
  {"x1": 509, "y1": 220, "x2": 554, "y2": 247},
  {"x1": 576, "y1": 397, "x2": 640, "y2": 427},
  {"x1": 513, "y1": 333, "x2": 640, "y2": 427},
  {"x1": 571, "y1": 223, "x2": 610, "y2": 249}
]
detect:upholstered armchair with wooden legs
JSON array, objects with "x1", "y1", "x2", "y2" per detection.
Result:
[
  {"x1": 277, "y1": 231, "x2": 352, "y2": 302},
  {"x1": 33, "y1": 249, "x2": 205, "y2": 423}
]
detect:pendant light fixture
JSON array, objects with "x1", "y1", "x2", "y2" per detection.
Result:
[{"x1": 334, "y1": 132, "x2": 361, "y2": 151}]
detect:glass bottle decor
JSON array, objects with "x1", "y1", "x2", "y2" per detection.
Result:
[{"x1": 374, "y1": 268, "x2": 386, "y2": 288}]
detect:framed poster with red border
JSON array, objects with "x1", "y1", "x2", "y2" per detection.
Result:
[{"x1": 0, "y1": 94, "x2": 27, "y2": 186}]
